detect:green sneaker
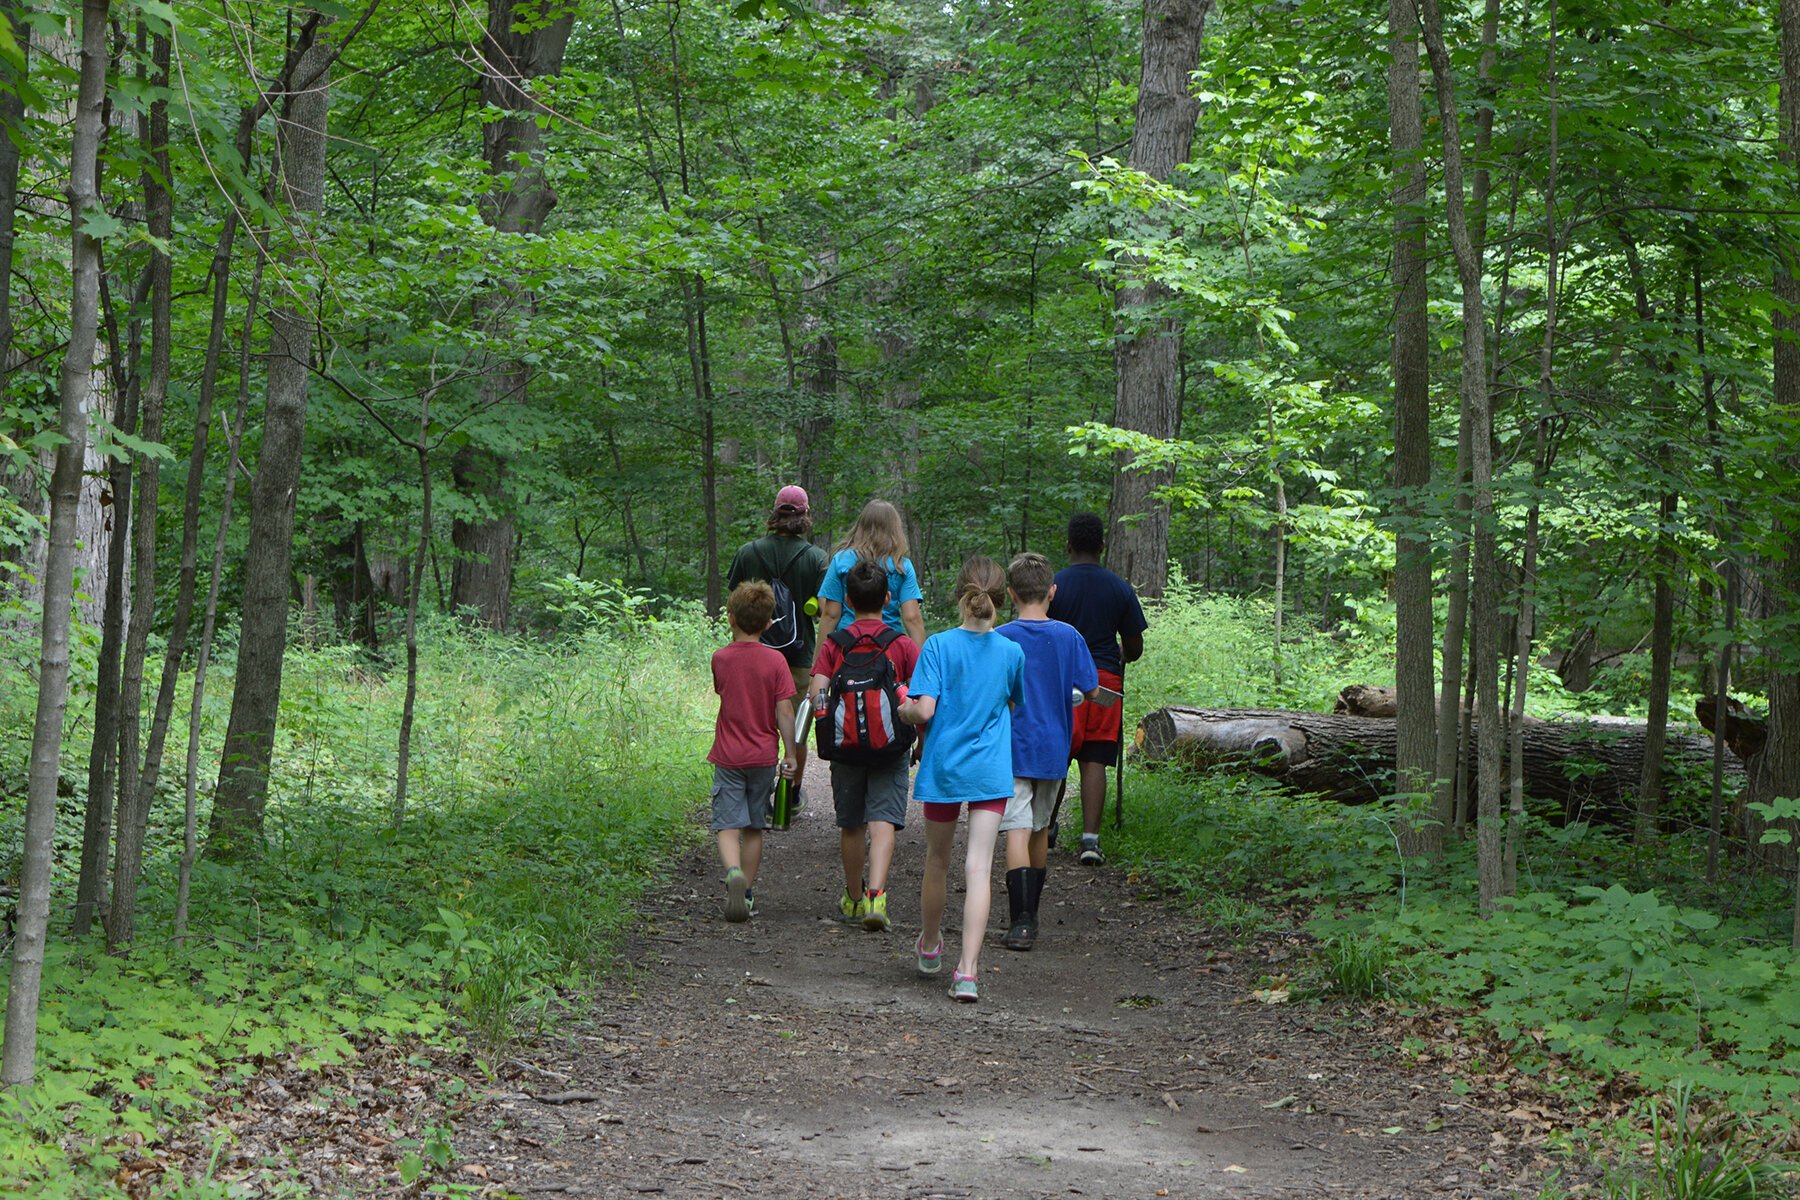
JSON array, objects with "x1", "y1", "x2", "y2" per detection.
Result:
[
  {"x1": 915, "y1": 935, "x2": 943, "y2": 975},
  {"x1": 838, "y1": 890, "x2": 869, "y2": 923},
  {"x1": 724, "y1": 868, "x2": 750, "y2": 923},
  {"x1": 862, "y1": 890, "x2": 890, "y2": 932},
  {"x1": 949, "y1": 970, "x2": 978, "y2": 1002}
]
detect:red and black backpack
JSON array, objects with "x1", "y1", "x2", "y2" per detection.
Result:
[{"x1": 816, "y1": 627, "x2": 915, "y2": 764}]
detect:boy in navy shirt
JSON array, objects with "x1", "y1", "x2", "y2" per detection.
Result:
[
  {"x1": 996, "y1": 552, "x2": 1099, "y2": 950},
  {"x1": 1047, "y1": 513, "x2": 1148, "y2": 866}
]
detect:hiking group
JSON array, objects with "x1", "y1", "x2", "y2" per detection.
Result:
[{"x1": 708, "y1": 487, "x2": 1147, "y2": 1004}]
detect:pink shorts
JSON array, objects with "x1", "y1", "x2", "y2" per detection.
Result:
[{"x1": 922, "y1": 799, "x2": 1006, "y2": 823}]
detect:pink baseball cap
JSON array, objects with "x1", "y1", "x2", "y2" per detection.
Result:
[{"x1": 775, "y1": 485, "x2": 809, "y2": 513}]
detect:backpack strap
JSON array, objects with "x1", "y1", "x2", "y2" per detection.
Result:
[
  {"x1": 827, "y1": 627, "x2": 858, "y2": 652},
  {"x1": 757, "y1": 536, "x2": 810, "y2": 589},
  {"x1": 872, "y1": 627, "x2": 900, "y2": 651}
]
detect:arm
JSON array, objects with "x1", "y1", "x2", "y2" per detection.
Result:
[
  {"x1": 818, "y1": 597, "x2": 844, "y2": 634},
  {"x1": 1121, "y1": 631, "x2": 1144, "y2": 665},
  {"x1": 900, "y1": 598, "x2": 925, "y2": 647},
  {"x1": 775, "y1": 696, "x2": 797, "y2": 776},
  {"x1": 898, "y1": 694, "x2": 937, "y2": 726},
  {"x1": 809, "y1": 673, "x2": 829, "y2": 708}
]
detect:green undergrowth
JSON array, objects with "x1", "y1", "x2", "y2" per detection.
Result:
[
  {"x1": 1099, "y1": 591, "x2": 1799, "y2": 1179},
  {"x1": 0, "y1": 594, "x2": 717, "y2": 1196}
]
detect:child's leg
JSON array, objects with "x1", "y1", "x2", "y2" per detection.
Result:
[
  {"x1": 1028, "y1": 827, "x2": 1051, "y2": 870},
  {"x1": 840, "y1": 825, "x2": 867, "y2": 896},
  {"x1": 740, "y1": 828, "x2": 764, "y2": 888},
  {"x1": 867, "y1": 822, "x2": 897, "y2": 893},
  {"x1": 716, "y1": 829, "x2": 743, "y2": 872},
  {"x1": 919, "y1": 815, "x2": 956, "y2": 951},
  {"x1": 958, "y1": 807, "x2": 1003, "y2": 978},
  {"x1": 1005, "y1": 827, "x2": 1033, "y2": 871}
]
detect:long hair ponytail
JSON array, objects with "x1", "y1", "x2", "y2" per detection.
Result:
[{"x1": 954, "y1": 555, "x2": 1006, "y2": 623}]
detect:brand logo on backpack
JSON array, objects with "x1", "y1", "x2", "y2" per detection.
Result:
[
  {"x1": 816, "y1": 628, "x2": 915, "y2": 764},
  {"x1": 755, "y1": 541, "x2": 807, "y2": 653}
]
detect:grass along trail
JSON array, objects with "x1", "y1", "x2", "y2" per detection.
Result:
[{"x1": 468, "y1": 768, "x2": 1535, "y2": 1198}]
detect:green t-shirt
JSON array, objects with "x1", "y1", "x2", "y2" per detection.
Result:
[{"x1": 726, "y1": 535, "x2": 829, "y2": 662}]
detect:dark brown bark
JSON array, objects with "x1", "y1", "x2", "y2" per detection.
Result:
[
  {"x1": 395, "y1": 385, "x2": 433, "y2": 828},
  {"x1": 449, "y1": 0, "x2": 575, "y2": 629},
  {"x1": 1751, "y1": 0, "x2": 1800, "y2": 914},
  {"x1": 1388, "y1": 0, "x2": 1434, "y2": 850},
  {"x1": 4, "y1": 0, "x2": 111, "y2": 1088},
  {"x1": 1104, "y1": 0, "x2": 1212, "y2": 599},
  {"x1": 209, "y1": 27, "x2": 334, "y2": 851},
  {"x1": 1134, "y1": 706, "x2": 1739, "y2": 826}
]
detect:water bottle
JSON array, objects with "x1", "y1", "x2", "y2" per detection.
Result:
[{"x1": 771, "y1": 776, "x2": 794, "y2": 830}]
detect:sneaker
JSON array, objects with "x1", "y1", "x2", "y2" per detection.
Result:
[
  {"x1": 863, "y1": 890, "x2": 890, "y2": 932},
  {"x1": 724, "y1": 868, "x2": 750, "y2": 923},
  {"x1": 839, "y1": 890, "x2": 869, "y2": 923},
  {"x1": 915, "y1": 935, "x2": 943, "y2": 975},
  {"x1": 1077, "y1": 835, "x2": 1104, "y2": 866},
  {"x1": 745, "y1": 890, "x2": 757, "y2": 919},
  {"x1": 949, "y1": 970, "x2": 978, "y2": 1003}
]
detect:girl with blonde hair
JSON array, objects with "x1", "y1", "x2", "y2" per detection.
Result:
[
  {"x1": 816, "y1": 499, "x2": 926, "y2": 646},
  {"x1": 897, "y1": 555, "x2": 1024, "y2": 1003}
]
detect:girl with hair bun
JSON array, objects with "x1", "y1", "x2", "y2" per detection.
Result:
[{"x1": 898, "y1": 555, "x2": 1024, "y2": 1003}]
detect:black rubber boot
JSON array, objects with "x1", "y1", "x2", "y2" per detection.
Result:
[
  {"x1": 1021, "y1": 867, "x2": 1046, "y2": 949},
  {"x1": 1003, "y1": 868, "x2": 1032, "y2": 950}
]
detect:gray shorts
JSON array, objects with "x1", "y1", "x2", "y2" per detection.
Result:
[
  {"x1": 831, "y1": 758, "x2": 910, "y2": 830},
  {"x1": 710, "y1": 764, "x2": 777, "y2": 831},
  {"x1": 1000, "y1": 777, "x2": 1063, "y2": 833}
]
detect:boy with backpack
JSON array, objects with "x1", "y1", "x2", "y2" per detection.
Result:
[
  {"x1": 808, "y1": 559, "x2": 919, "y2": 931},
  {"x1": 996, "y1": 552, "x2": 1099, "y2": 950},
  {"x1": 710, "y1": 581, "x2": 799, "y2": 923},
  {"x1": 727, "y1": 485, "x2": 830, "y2": 794}
]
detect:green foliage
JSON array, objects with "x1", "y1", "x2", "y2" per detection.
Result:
[{"x1": 0, "y1": 615, "x2": 715, "y2": 1195}]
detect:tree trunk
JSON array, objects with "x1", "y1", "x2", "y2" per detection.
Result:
[
  {"x1": 2, "y1": 0, "x2": 110, "y2": 1087},
  {"x1": 1748, "y1": 0, "x2": 1800, "y2": 890},
  {"x1": 1636, "y1": 486, "x2": 1677, "y2": 843},
  {"x1": 0, "y1": 3, "x2": 28, "y2": 371},
  {"x1": 1104, "y1": 0, "x2": 1212, "y2": 599},
  {"x1": 1419, "y1": 0, "x2": 1503, "y2": 915},
  {"x1": 395, "y1": 386, "x2": 433, "y2": 828},
  {"x1": 209, "y1": 25, "x2": 334, "y2": 852},
  {"x1": 1133, "y1": 706, "x2": 1737, "y2": 825},
  {"x1": 1388, "y1": 0, "x2": 1435, "y2": 853},
  {"x1": 106, "y1": 26, "x2": 173, "y2": 951},
  {"x1": 449, "y1": 0, "x2": 575, "y2": 630}
]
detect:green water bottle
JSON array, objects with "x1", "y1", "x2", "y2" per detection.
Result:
[{"x1": 771, "y1": 776, "x2": 794, "y2": 830}]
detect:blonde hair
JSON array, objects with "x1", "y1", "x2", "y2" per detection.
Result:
[
  {"x1": 836, "y1": 499, "x2": 910, "y2": 568},
  {"x1": 1007, "y1": 551, "x2": 1054, "y2": 604},
  {"x1": 954, "y1": 555, "x2": 1007, "y2": 623}
]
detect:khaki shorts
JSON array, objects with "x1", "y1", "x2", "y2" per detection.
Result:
[{"x1": 1000, "y1": 777, "x2": 1063, "y2": 833}]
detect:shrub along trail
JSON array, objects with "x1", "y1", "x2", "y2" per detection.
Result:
[{"x1": 470, "y1": 771, "x2": 1535, "y2": 1198}]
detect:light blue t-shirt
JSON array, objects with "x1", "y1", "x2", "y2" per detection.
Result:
[
  {"x1": 818, "y1": 549, "x2": 924, "y2": 635},
  {"x1": 909, "y1": 628, "x2": 1025, "y2": 805},
  {"x1": 996, "y1": 618, "x2": 1099, "y2": 780}
]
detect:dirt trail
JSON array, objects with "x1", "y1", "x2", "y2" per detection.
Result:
[{"x1": 471, "y1": 772, "x2": 1531, "y2": 1199}]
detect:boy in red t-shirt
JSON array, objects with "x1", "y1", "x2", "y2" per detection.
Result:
[
  {"x1": 711, "y1": 582, "x2": 798, "y2": 922},
  {"x1": 809, "y1": 560, "x2": 919, "y2": 932}
]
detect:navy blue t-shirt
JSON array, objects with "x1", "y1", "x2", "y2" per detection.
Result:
[{"x1": 1048, "y1": 563, "x2": 1148, "y2": 675}]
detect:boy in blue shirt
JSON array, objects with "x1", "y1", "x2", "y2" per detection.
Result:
[{"x1": 996, "y1": 552, "x2": 1099, "y2": 950}]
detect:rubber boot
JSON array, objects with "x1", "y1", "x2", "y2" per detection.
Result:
[
  {"x1": 1002, "y1": 868, "x2": 1032, "y2": 951},
  {"x1": 1018, "y1": 867, "x2": 1045, "y2": 950}
]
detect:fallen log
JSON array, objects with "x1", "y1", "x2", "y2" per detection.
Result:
[{"x1": 1134, "y1": 706, "x2": 1743, "y2": 823}]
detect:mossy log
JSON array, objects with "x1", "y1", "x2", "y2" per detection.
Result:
[{"x1": 1133, "y1": 706, "x2": 1742, "y2": 822}]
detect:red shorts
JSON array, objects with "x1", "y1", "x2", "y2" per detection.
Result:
[
  {"x1": 922, "y1": 799, "x2": 1006, "y2": 823},
  {"x1": 1070, "y1": 669, "x2": 1124, "y2": 766}
]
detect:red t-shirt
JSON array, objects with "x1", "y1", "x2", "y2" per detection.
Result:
[
  {"x1": 810, "y1": 617, "x2": 920, "y2": 687},
  {"x1": 709, "y1": 640, "x2": 797, "y2": 768}
]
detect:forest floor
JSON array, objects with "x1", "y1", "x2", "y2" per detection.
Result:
[{"x1": 452, "y1": 768, "x2": 1555, "y2": 1200}]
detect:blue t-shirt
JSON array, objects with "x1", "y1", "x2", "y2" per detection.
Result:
[
  {"x1": 909, "y1": 628, "x2": 1025, "y2": 804},
  {"x1": 819, "y1": 549, "x2": 924, "y2": 635},
  {"x1": 996, "y1": 618, "x2": 1100, "y2": 779},
  {"x1": 1048, "y1": 563, "x2": 1148, "y2": 675}
]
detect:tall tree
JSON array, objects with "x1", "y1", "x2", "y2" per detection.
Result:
[
  {"x1": 1104, "y1": 0, "x2": 1212, "y2": 597},
  {"x1": 449, "y1": 0, "x2": 575, "y2": 629},
  {"x1": 2, "y1": 0, "x2": 111, "y2": 1086},
  {"x1": 209, "y1": 21, "x2": 335, "y2": 850},
  {"x1": 0, "y1": 2, "x2": 28, "y2": 372},
  {"x1": 1417, "y1": 0, "x2": 1504, "y2": 914},
  {"x1": 1388, "y1": 0, "x2": 1435, "y2": 851}
]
